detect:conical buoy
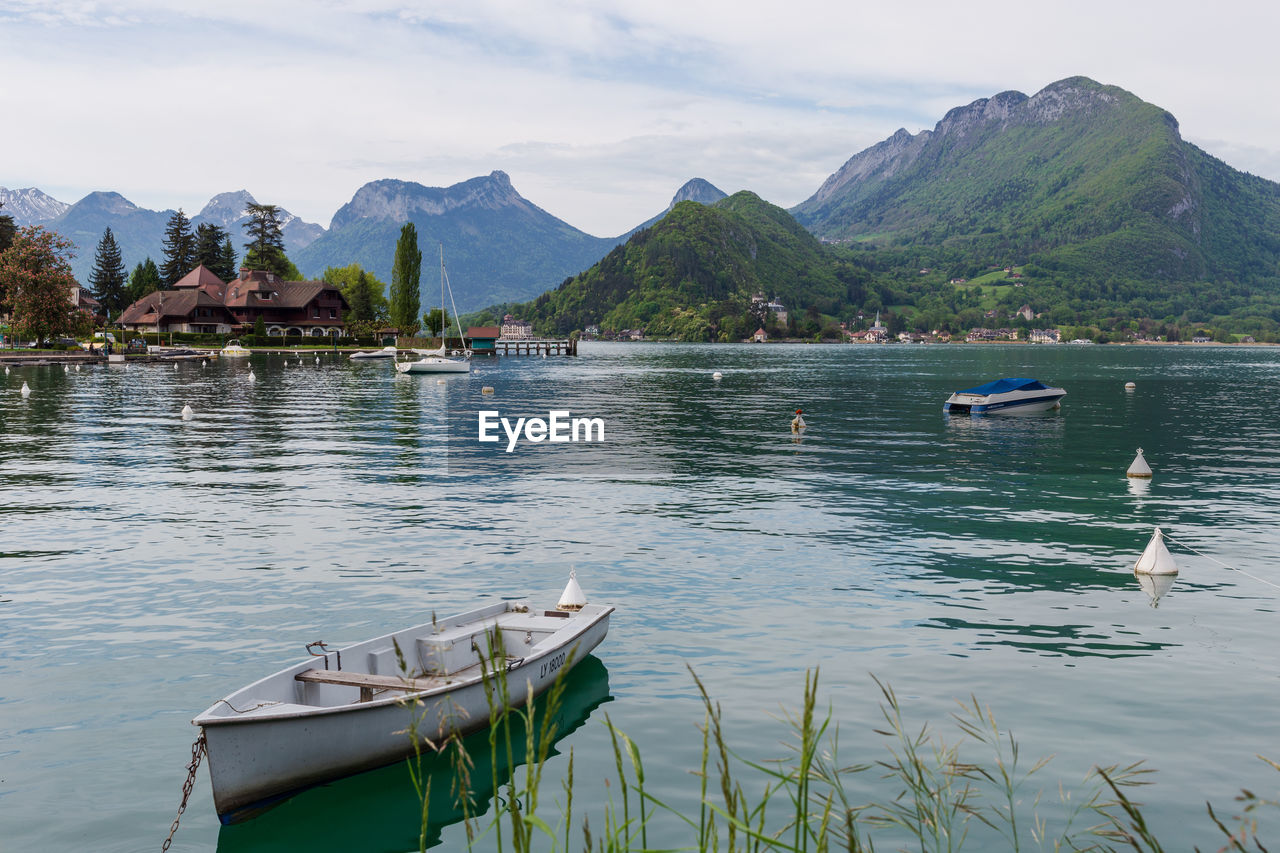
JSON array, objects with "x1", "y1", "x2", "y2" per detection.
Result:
[
  {"x1": 436, "y1": 378, "x2": 446, "y2": 385},
  {"x1": 712, "y1": 371, "x2": 723, "y2": 380},
  {"x1": 481, "y1": 386, "x2": 494, "y2": 394},
  {"x1": 248, "y1": 370, "x2": 256, "y2": 381},
  {"x1": 315, "y1": 356, "x2": 320, "y2": 365},
  {"x1": 21, "y1": 382, "x2": 31, "y2": 397},
  {"x1": 75, "y1": 365, "x2": 81, "y2": 372},
  {"x1": 557, "y1": 569, "x2": 587, "y2": 611},
  {"x1": 791, "y1": 408, "x2": 806, "y2": 433},
  {"x1": 173, "y1": 363, "x2": 179, "y2": 370},
  {"x1": 1125, "y1": 381, "x2": 1136, "y2": 391},
  {"x1": 181, "y1": 404, "x2": 194, "y2": 421},
  {"x1": 63, "y1": 364, "x2": 69, "y2": 373},
  {"x1": 1127, "y1": 448, "x2": 1152, "y2": 478},
  {"x1": 1134, "y1": 527, "x2": 1178, "y2": 575}
]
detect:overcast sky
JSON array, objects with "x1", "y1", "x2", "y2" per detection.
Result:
[{"x1": 3, "y1": 0, "x2": 1278, "y2": 237}]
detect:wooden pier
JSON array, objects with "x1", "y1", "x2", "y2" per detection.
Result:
[{"x1": 495, "y1": 338, "x2": 577, "y2": 356}]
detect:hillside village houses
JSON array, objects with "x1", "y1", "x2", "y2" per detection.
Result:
[{"x1": 116, "y1": 266, "x2": 349, "y2": 337}]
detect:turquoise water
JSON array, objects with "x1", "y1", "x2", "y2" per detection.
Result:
[{"x1": 1, "y1": 342, "x2": 1278, "y2": 851}]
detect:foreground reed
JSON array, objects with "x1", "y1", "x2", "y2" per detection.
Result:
[{"x1": 402, "y1": 644, "x2": 1275, "y2": 851}]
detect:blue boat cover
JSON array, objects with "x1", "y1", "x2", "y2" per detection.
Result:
[{"x1": 958, "y1": 377, "x2": 1051, "y2": 395}]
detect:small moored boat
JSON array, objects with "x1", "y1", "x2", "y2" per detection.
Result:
[
  {"x1": 349, "y1": 345, "x2": 399, "y2": 361},
  {"x1": 944, "y1": 377, "x2": 1066, "y2": 415},
  {"x1": 192, "y1": 574, "x2": 612, "y2": 823},
  {"x1": 220, "y1": 340, "x2": 251, "y2": 358}
]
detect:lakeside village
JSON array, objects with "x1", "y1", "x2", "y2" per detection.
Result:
[{"x1": 1, "y1": 265, "x2": 1263, "y2": 357}]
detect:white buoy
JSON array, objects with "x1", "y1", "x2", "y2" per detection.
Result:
[
  {"x1": 202, "y1": 360, "x2": 208, "y2": 368},
  {"x1": 248, "y1": 370, "x2": 256, "y2": 381},
  {"x1": 181, "y1": 404, "x2": 194, "y2": 421},
  {"x1": 315, "y1": 356, "x2": 320, "y2": 365},
  {"x1": 481, "y1": 386, "x2": 495, "y2": 394},
  {"x1": 1125, "y1": 381, "x2": 1136, "y2": 391},
  {"x1": 436, "y1": 378, "x2": 446, "y2": 385},
  {"x1": 791, "y1": 408, "x2": 806, "y2": 433},
  {"x1": 712, "y1": 371, "x2": 723, "y2": 380},
  {"x1": 63, "y1": 364, "x2": 69, "y2": 373},
  {"x1": 1126, "y1": 448, "x2": 1152, "y2": 478},
  {"x1": 4, "y1": 366, "x2": 9, "y2": 375},
  {"x1": 174, "y1": 362, "x2": 179, "y2": 370},
  {"x1": 1134, "y1": 527, "x2": 1178, "y2": 575},
  {"x1": 557, "y1": 569, "x2": 587, "y2": 611},
  {"x1": 75, "y1": 364, "x2": 81, "y2": 372},
  {"x1": 21, "y1": 382, "x2": 31, "y2": 397}
]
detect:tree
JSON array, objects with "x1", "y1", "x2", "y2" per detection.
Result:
[
  {"x1": 389, "y1": 222, "x2": 422, "y2": 335},
  {"x1": 423, "y1": 307, "x2": 451, "y2": 336},
  {"x1": 126, "y1": 257, "x2": 162, "y2": 304},
  {"x1": 88, "y1": 227, "x2": 127, "y2": 319},
  {"x1": 0, "y1": 226, "x2": 80, "y2": 344},
  {"x1": 323, "y1": 263, "x2": 388, "y2": 321},
  {"x1": 194, "y1": 223, "x2": 230, "y2": 276},
  {"x1": 217, "y1": 237, "x2": 239, "y2": 282},
  {"x1": 160, "y1": 208, "x2": 196, "y2": 286},
  {"x1": 242, "y1": 203, "x2": 296, "y2": 277},
  {"x1": 0, "y1": 202, "x2": 15, "y2": 255},
  {"x1": 346, "y1": 271, "x2": 375, "y2": 326}
]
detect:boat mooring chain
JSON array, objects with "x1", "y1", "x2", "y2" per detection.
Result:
[
  {"x1": 1162, "y1": 533, "x2": 1280, "y2": 592},
  {"x1": 161, "y1": 731, "x2": 207, "y2": 852}
]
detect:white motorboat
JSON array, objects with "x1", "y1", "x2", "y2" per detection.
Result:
[
  {"x1": 943, "y1": 377, "x2": 1066, "y2": 415},
  {"x1": 220, "y1": 340, "x2": 251, "y2": 358},
  {"x1": 349, "y1": 345, "x2": 399, "y2": 361},
  {"x1": 396, "y1": 245, "x2": 471, "y2": 375},
  {"x1": 192, "y1": 575, "x2": 612, "y2": 823}
]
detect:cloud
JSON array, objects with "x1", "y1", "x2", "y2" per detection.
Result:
[{"x1": 2, "y1": 0, "x2": 1278, "y2": 234}]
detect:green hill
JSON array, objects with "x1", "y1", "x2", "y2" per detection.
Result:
[
  {"x1": 506, "y1": 192, "x2": 868, "y2": 340},
  {"x1": 792, "y1": 77, "x2": 1280, "y2": 317}
]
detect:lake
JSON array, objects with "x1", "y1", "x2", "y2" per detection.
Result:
[{"x1": 2, "y1": 342, "x2": 1278, "y2": 851}]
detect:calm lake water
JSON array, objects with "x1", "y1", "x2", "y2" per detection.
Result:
[{"x1": 2, "y1": 342, "x2": 1278, "y2": 851}]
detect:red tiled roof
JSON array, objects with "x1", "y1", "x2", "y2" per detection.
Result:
[{"x1": 466, "y1": 326, "x2": 501, "y2": 338}]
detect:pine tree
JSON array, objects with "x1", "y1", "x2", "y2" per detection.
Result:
[
  {"x1": 347, "y1": 270, "x2": 375, "y2": 325},
  {"x1": 242, "y1": 203, "x2": 293, "y2": 277},
  {"x1": 194, "y1": 223, "x2": 229, "y2": 275},
  {"x1": 389, "y1": 222, "x2": 422, "y2": 335},
  {"x1": 126, "y1": 257, "x2": 162, "y2": 304},
  {"x1": 0, "y1": 202, "x2": 15, "y2": 255},
  {"x1": 88, "y1": 227, "x2": 127, "y2": 318},
  {"x1": 159, "y1": 209, "x2": 196, "y2": 286},
  {"x1": 217, "y1": 237, "x2": 238, "y2": 281}
]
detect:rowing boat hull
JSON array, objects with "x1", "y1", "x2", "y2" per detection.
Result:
[{"x1": 195, "y1": 602, "x2": 612, "y2": 821}]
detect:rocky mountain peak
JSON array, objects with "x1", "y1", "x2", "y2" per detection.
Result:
[
  {"x1": 196, "y1": 190, "x2": 257, "y2": 227},
  {"x1": 330, "y1": 171, "x2": 530, "y2": 231},
  {"x1": 668, "y1": 178, "x2": 728, "y2": 209},
  {"x1": 0, "y1": 186, "x2": 70, "y2": 226}
]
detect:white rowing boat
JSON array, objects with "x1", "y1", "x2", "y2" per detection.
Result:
[{"x1": 192, "y1": 574, "x2": 612, "y2": 822}]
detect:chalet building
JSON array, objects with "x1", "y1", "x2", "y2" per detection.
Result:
[
  {"x1": 500, "y1": 314, "x2": 534, "y2": 340},
  {"x1": 753, "y1": 327, "x2": 768, "y2": 342},
  {"x1": 116, "y1": 266, "x2": 349, "y2": 337}
]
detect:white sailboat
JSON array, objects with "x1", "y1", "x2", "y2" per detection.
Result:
[{"x1": 396, "y1": 246, "x2": 471, "y2": 375}]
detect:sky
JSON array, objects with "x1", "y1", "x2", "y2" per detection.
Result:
[{"x1": 3, "y1": 0, "x2": 1279, "y2": 238}]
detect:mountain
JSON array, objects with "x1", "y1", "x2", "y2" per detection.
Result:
[
  {"x1": 791, "y1": 76, "x2": 1280, "y2": 292},
  {"x1": 625, "y1": 178, "x2": 728, "y2": 236},
  {"x1": 192, "y1": 190, "x2": 325, "y2": 254},
  {"x1": 36, "y1": 190, "x2": 325, "y2": 283},
  {"x1": 294, "y1": 171, "x2": 616, "y2": 311},
  {"x1": 295, "y1": 172, "x2": 729, "y2": 312},
  {"x1": 0, "y1": 187, "x2": 70, "y2": 225},
  {"x1": 46, "y1": 192, "x2": 174, "y2": 283},
  {"x1": 505, "y1": 191, "x2": 865, "y2": 340}
]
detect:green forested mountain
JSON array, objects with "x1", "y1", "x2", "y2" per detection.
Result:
[
  {"x1": 503, "y1": 192, "x2": 869, "y2": 340},
  {"x1": 791, "y1": 77, "x2": 1280, "y2": 323}
]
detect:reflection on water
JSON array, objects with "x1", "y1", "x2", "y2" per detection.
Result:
[
  {"x1": 1137, "y1": 572, "x2": 1177, "y2": 607},
  {"x1": 2, "y1": 344, "x2": 1279, "y2": 852},
  {"x1": 216, "y1": 656, "x2": 612, "y2": 852}
]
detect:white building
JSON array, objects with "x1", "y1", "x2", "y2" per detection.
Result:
[{"x1": 500, "y1": 313, "x2": 534, "y2": 340}]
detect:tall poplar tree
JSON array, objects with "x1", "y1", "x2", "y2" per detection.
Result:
[
  {"x1": 388, "y1": 222, "x2": 422, "y2": 335},
  {"x1": 0, "y1": 202, "x2": 15, "y2": 255},
  {"x1": 88, "y1": 226, "x2": 127, "y2": 318}
]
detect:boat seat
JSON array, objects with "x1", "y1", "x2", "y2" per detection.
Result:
[{"x1": 295, "y1": 668, "x2": 439, "y2": 702}]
